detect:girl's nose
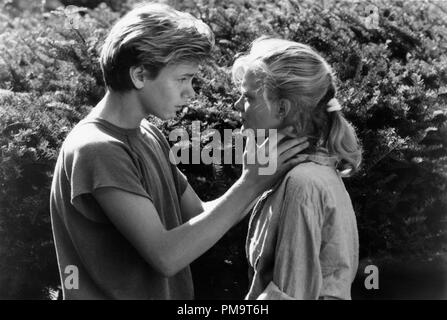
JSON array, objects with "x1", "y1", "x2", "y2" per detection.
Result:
[{"x1": 234, "y1": 96, "x2": 244, "y2": 112}]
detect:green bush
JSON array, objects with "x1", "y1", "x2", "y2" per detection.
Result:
[{"x1": 0, "y1": 0, "x2": 446, "y2": 299}]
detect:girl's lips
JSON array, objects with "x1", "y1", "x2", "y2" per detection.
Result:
[{"x1": 233, "y1": 113, "x2": 244, "y2": 122}]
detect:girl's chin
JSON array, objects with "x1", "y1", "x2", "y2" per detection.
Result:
[{"x1": 240, "y1": 123, "x2": 253, "y2": 131}]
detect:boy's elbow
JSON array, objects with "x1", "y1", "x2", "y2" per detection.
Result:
[
  {"x1": 156, "y1": 262, "x2": 178, "y2": 278},
  {"x1": 150, "y1": 254, "x2": 181, "y2": 278},
  {"x1": 161, "y1": 266, "x2": 179, "y2": 278},
  {"x1": 143, "y1": 233, "x2": 185, "y2": 277}
]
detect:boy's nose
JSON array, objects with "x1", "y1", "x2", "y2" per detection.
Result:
[{"x1": 183, "y1": 84, "x2": 196, "y2": 100}]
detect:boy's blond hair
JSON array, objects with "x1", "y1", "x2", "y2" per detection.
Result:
[{"x1": 100, "y1": 3, "x2": 214, "y2": 91}]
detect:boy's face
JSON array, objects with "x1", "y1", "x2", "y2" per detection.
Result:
[
  {"x1": 234, "y1": 70, "x2": 281, "y2": 131},
  {"x1": 139, "y1": 62, "x2": 198, "y2": 119}
]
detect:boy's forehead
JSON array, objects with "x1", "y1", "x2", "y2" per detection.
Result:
[{"x1": 168, "y1": 62, "x2": 199, "y2": 75}]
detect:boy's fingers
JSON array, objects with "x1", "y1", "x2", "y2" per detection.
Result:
[
  {"x1": 279, "y1": 145, "x2": 309, "y2": 163},
  {"x1": 256, "y1": 132, "x2": 279, "y2": 156},
  {"x1": 278, "y1": 156, "x2": 308, "y2": 174},
  {"x1": 263, "y1": 131, "x2": 278, "y2": 151},
  {"x1": 266, "y1": 128, "x2": 301, "y2": 151},
  {"x1": 279, "y1": 125, "x2": 295, "y2": 137},
  {"x1": 245, "y1": 130, "x2": 256, "y2": 155},
  {"x1": 277, "y1": 138, "x2": 309, "y2": 156},
  {"x1": 258, "y1": 134, "x2": 269, "y2": 150}
]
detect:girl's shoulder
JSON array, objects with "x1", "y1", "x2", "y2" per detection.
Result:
[{"x1": 285, "y1": 160, "x2": 337, "y2": 186}]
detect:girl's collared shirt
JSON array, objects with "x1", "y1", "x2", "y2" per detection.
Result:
[{"x1": 245, "y1": 152, "x2": 359, "y2": 300}]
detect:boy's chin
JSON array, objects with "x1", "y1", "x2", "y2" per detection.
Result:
[{"x1": 158, "y1": 111, "x2": 178, "y2": 120}]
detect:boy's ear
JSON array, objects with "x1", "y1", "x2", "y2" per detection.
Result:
[
  {"x1": 276, "y1": 99, "x2": 291, "y2": 119},
  {"x1": 129, "y1": 66, "x2": 146, "y2": 89}
]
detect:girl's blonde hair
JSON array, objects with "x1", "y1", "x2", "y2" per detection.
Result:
[{"x1": 232, "y1": 37, "x2": 362, "y2": 176}]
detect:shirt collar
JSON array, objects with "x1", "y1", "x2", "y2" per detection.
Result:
[
  {"x1": 262, "y1": 149, "x2": 339, "y2": 197},
  {"x1": 297, "y1": 147, "x2": 339, "y2": 168}
]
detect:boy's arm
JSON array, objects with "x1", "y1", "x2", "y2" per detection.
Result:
[
  {"x1": 180, "y1": 184, "x2": 243, "y2": 221},
  {"x1": 179, "y1": 129, "x2": 309, "y2": 221},
  {"x1": 179, "y1": 184, "x2": 204, "y2": 221},
  {"x1": 94, "y1": 135, "x2": 308, "y2": 277},
  {"x1": 94, "y1": 177, "x2": 258, "y2": 277},
  {"x1": 180, "y1": 184, "x2": 258, "y2": 221}
]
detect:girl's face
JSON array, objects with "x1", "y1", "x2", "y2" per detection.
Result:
[
  {"x1": 139, "y1": 62, "x2": 198, "y2": 120},
  {"x1": 234, "y1": 70, "x2": 282, "y2": 131}
]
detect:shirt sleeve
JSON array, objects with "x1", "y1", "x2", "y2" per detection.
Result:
[
  {"x1": 142, "y1": 120, "x2": 188, "y2": 197},
  {"x1": 267, "y1": 183, "x2": 325, "y2": 300},
  {"x1": 175, "y1": 166, "x2": 189, "y2": 196},
  {"x1": 67, "y1": 140, "x2": 152, "y2": 205}
]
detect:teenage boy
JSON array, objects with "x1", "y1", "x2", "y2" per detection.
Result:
[{"x1": 50, "y1": 3, "x2": 308, "y2": 299}]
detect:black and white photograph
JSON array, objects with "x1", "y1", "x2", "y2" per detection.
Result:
[{"x1": 0, "y1": 0, "x2": 446, "y2": 304}]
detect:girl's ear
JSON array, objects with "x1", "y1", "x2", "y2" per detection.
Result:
[
  {"x1": 277, "y1": 99, "x2": 292, "y2": 120},
  {"x1": 129, "y1": 65, "x2": 146, "y2": 89}
]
